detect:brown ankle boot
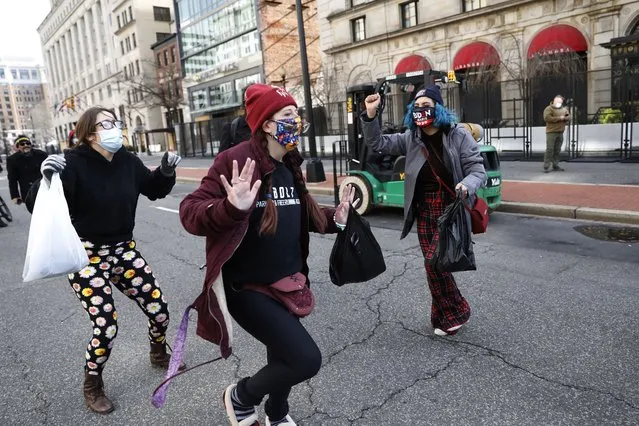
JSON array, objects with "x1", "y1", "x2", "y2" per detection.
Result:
[
  {"x1": 83, "y1": 372, "x2": 114, "y2": 414},
  {"x1": 150, "y1": 342, "x2": 186, "y2": 370}
]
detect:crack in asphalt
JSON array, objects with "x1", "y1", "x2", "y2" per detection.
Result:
[
  {"x1": 478, "y1": 352, "x2": 639, "y2": 411},
  {"x1": 4, "y1": 344, "x2": 51, "y2": 424},
  {"x1": 164, "y1": 251, "x2": 202, "y2": 269},
  {"x1": 325, "y1": 259, "x2": 412, "y2": 365},
  {"x1": 393, "y1": 322, "x2": 639, "y2": 412},
  {"x1": 349, "y1": 354, "x2": 467, "y2": 424}
]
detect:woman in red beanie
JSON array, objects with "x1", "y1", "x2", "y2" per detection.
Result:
[{"x1": 179, "y1": 84, "x2": 356, "y2": 426}]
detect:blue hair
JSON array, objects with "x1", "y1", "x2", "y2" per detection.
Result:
[{"x1": 403, "y1": 102, "x2": 458, "y2": 131}]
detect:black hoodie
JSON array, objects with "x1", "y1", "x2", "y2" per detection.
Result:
[{"x1": 26, "y1": 144, "x2": 176, "y2": 245}]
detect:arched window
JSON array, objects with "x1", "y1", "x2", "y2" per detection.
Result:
[
  {"x1": 453, "y1": 42, "x2": 502, "y2": 126},
  {"x1": 527, "y1": 24, "x2": 588, "y2": 125}
]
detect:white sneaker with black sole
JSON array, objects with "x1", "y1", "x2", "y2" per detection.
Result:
[{"x1": 265, "y1": 414, "x2": 296, "y2": 426}]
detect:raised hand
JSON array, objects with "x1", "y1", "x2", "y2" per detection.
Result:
[
  {"x1": 220, "y1": 158, "x2": 262, "y2": 211},
  {"x1": 160, "y1": 151, "x2": 182, "y2": 176},
  {"x1": 364, "y1": 94, "x2": 381, "y2": 119},
  {"x1": 334, "y1": 184, "x2": 360, "y2": 226}
]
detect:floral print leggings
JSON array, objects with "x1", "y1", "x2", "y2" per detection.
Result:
[{"x1": 67, "y1": 240, "x2": 170, "y2": 375}]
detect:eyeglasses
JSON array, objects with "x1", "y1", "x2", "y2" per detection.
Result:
[
  {"x1": 17, "y1": 141, "x2": 32, "y2": 147},
  {"x1": 95, "y1": 120, "x2": 124, "y2": 130}
]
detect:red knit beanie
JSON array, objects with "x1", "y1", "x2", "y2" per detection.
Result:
[{"x1": 245, "y1": 84, "x2": 297, "y2": 134}]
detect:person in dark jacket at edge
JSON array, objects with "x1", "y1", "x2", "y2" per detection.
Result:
[
  {"x1": 25, "y1": 107, "x2": 184, "y2": 415},
  {"x1": 7, "y1": 134, "x2": 47, "y2": 208},
  {"x1": 218, "y1": 86, "x2": 252, "y2": 153},
  {"x1": 361, "y1": 85, "x2": 486, "y2": 337},
  {"x1": 172, "y1": 84, "x2": 356, "y2": 426}
]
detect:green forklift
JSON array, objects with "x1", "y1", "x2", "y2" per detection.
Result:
[{"x1": 337, "y1": 69, "x2": 502, "y2": 215}]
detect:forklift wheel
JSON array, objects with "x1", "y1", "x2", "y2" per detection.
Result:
[{"x1": 340, "y1": 175, "x2": 372, "y2": 216}]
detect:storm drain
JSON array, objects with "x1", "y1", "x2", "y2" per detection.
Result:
[{"x1": 574, "y1": 225, "x2": 639, "y2": 243}]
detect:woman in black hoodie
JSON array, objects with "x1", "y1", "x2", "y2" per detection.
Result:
[{"x1": 26, "y1": 107, "x2": 183, "y2": 414}]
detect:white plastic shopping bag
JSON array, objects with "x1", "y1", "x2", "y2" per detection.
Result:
[{"x1": 22, "y1": 174, "x2": 89, "y2": 282}]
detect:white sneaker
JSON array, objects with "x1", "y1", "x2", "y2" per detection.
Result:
[
  {"x1": 434, "y1": 322, "x2": 466, "y2": 336},
  {"x1": 265, "y1": 414, "x2": 297, "y2": 426},
  {"x1": 223, "y1": 384, "x2": 259, "y2": 426}
]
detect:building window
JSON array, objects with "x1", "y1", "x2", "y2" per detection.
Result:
[
  {"x1": 171, "y1": 47, "x2": 176, "y2": 63},
  {"x1": 153, "y1": 6, "x2": 171, "y2": 22},
  {"x1": 132, "y1": 33, "x2": 137, "y2": 48},
  {"x1": 463, "y1": 0, "x2": 486, "y2": 12},
  {"x1": 121, "y1": 41, "x2": 125, "y2": 55},
  {"x1": 124, "y1": 67, "x2": 128, "y2": 80},
  {"x1": 351, "y1": 17, "x2": 366, "y2": 42},
  {"x1": 107, "y1": 85, "x2": 112, "y2": 97},
  {"x1": 128, "y1": 6, "x2": 133, "y2": 20},
  {"x1": 117, "y1": 15, "x2": 121, "y2": 28},
  {"x1": 164, "y1": 50, "x2": 169, "y2": 66},
  {"x1": 157, "y1": 53, "x2": 162, "y2": 66},
  {"x1": 136, "y1": 60, "x2": 140, "y2": 75},
  {"x1": 156, "y1": 32, "x2": 171, "y2": 43},
  {"x1": 401, "y1": 1, "x2": 417, "y2": 28}
]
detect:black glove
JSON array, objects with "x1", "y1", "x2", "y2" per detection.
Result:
[
  {"x1": 40, "y1": 155, "x2": 66, "y2": 184},
  {"x1": 159, "y1": 151, "x2": 182, "y2": 177}
]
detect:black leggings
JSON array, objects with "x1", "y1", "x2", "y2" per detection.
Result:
[{"x1": 226, "y1": 287, "x2": 322, "y2": 420}]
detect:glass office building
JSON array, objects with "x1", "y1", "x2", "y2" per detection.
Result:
[{"x1": 176, "y1": 0, "x2": 263, "y2": 118}]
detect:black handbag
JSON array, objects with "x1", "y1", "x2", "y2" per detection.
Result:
[
  {"x1": 329, "y1": 206, "x2": 386, "y2": 286},
  {"x1": 430, "y1": 194, "x2": 476, "y2": 273}
]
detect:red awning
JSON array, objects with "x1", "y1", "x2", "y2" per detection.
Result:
[
  {"x1": 527, "y1": 24, "x2": 588, "y2": 59},
  {"x1": 453, "y1": 42, "x2": 500, "y2": 70},
  {"x1": 394, "y1": 55, "x2": 431, "y2": 74}
]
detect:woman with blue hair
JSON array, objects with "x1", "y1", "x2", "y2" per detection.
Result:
[{"x1": 361, "y1": 85, "x2": 486, "y2": 336}]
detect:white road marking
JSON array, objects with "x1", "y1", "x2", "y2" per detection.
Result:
[{"x1": 154, "y1": 206, "x2": 179, "y2": 214}]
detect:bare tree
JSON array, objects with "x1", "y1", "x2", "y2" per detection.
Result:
[
  {"x1": 29, "y1": 100, "x2": 55, "y2": 145},
  {"x1": 116, "y1": 59, "x2": 185, "y2": 129},
  {"x1": 309, "y1": 58, "x2": 344, "y2": 134}
]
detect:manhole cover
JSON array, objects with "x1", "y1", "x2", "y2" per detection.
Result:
[{"x1": 574, "y1": 225, "x2": 639, "y2": 243}]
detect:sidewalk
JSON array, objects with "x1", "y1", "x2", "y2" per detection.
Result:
[{"x1": 171, "y1": 164, "x2": 639, "y2": 225}]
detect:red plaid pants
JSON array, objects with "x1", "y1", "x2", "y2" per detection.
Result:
[{"x1": 416, "y1": 191, "x2": 471, "y2": 332}]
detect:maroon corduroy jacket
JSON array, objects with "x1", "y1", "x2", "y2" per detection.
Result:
[{"x1": 179, "y1": 138, "x2": 338, "y2": 358}]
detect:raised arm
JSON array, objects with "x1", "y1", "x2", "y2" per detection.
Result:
[
  {"x1": 359, "y1": 93, "x2": 409, "y2": 156},
  {"x1": 135, "y1": 152, "x2": 178, "y2": 200}
]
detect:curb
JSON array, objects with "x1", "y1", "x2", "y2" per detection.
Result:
[
  {"x1": 497, "y1": 202, "x2": 639, "y2": 225},
  {"x1": 177, "y1": 177, "x2": 639, "y2": 226}
]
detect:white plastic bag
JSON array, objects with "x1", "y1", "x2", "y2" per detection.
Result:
[{"x1": 23, "y1": 174, "x2": 89, "y2": 282}]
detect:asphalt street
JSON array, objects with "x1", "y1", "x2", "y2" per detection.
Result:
[{"x1": 0, "y1": 178, "x2": 638, "y2": 426}]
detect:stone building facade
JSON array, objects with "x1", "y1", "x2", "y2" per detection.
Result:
[{"x1": 317, "y1": 0, "x2": 639, "y2": 127}]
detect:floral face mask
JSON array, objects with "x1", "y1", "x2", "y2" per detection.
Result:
[{"x1": 270, "y1": 116, "x2": 309, "y2": 151}]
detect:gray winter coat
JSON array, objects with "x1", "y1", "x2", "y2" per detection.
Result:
[{"x1": 360, "y1": 114, "x2": 487, "y2": 238}]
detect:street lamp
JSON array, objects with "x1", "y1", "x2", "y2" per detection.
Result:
[{"x1": 295, "y1": 0, "x2": 325, "y2": 182}]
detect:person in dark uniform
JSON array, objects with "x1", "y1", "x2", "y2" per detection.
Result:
[{"x1": 7, "y1": 135, "x2": 48, "y2": 206}]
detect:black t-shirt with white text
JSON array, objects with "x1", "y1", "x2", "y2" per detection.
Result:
[{"x1": 223, "y1": 159, "x2": 302, "y2": 286}]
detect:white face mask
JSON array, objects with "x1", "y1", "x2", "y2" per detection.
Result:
[
  {"x1": 554, "y1": 102, "x2": 563, "y2": 109},
  {"x1": 96, "y1": 128, "x2": 123, "y2": 153}
]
